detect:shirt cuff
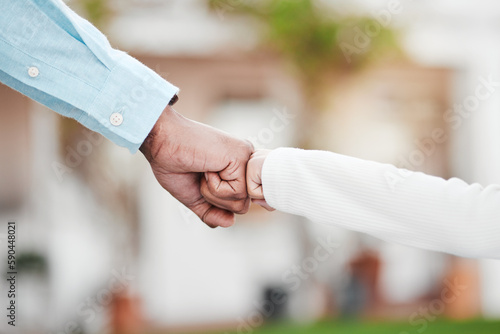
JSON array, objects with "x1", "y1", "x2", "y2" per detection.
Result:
[
  {"x1": 78, "y1": 52, "x2": 179, "y2": 153},
  {"x1": 261, "y1": 147, "x2": 300, "y2": 212}
]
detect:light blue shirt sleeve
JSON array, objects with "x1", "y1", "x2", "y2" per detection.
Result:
[{"x1": 0, "y1": 0, "x2": 179, "y2": 153}]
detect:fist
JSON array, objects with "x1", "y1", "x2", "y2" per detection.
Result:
[{"x1": 246, "y1": 149, "x2": 275, "y2": 211}]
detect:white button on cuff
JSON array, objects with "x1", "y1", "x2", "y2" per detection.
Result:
[
  {"x1": 110, "y1": 113, "x2": 124, "y2": 126},
  {"x1": 28, "y1": 67, "x2": 39, "y2": 78}
]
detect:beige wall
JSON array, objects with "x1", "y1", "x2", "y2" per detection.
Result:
[
  {"x1": 137, "y1": 53, "x2": 303, "y2": 125},
  {"x1": 0, "y1": 84, "x2": 31, "y2": 209}
]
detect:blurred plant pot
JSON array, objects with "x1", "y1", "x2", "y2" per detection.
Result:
[{"x1": 110, "y1": 290, "x2": 143, "y2": 334}]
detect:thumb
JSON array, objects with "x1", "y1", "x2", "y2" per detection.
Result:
[
  {"x1": 189, "y1": 200, "x2": 235, "y2": 228},
  {"x1": 252, "y1": 199, "x2": 275, "y2": 212}
]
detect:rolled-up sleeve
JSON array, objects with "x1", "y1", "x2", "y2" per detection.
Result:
[{"x1": 0, "y1": 0, "x2": 178, "y2": 152}]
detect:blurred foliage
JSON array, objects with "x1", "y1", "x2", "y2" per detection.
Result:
[
  {"x1": 213, "y1": 319, "x2": 500, "y2": 334},
  {"x1": 208, "y1": 0, "x2": 401, "y2": 90},
  {"x1": 8, "y1": 252, "x2": 48, "y2": 276},
  {"x1": 76, "y1": 0, "x2": 112, "y2": 29},
  {"x1": 208, "y1": 0, "x2": 403, "y2": 149}
]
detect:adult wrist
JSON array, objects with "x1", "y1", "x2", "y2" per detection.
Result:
[
  {"x1": 139, "y1": 105, "x2": 169, "y2": 162},
  {"x1": 140, "y1": 94, "x2": 179, "y2": 161}
]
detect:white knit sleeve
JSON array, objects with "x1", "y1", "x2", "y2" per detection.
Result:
[{"x1": 261, "y1": 147, "x2": 500, "y2": 259}]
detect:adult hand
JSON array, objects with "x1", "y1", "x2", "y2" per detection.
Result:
[
  {"x1": 246, "y1": 149, "x2": 275, "y2": 211},
  {"x1": 140, "y1": 106, "x2": 253, "y2": 228}
]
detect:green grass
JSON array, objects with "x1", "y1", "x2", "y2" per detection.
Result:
[{"x1": 216, "y1": 319, "x2": 500, "y2": 334}]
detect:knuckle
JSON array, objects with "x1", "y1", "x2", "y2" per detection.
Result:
[
  {"x1": 235, "y1": 140, "x2": 254, "y2": 158},
  {"x1": 238, "y1": 187, "x2": 249, "y2": 197},
  {"x1": 233, "y1": 199, "x2": 250, "y2": 214},
  {"x1": 233, "y1": 192, "x2": 248, "y2": 201},
  {"x1": 247, "y1": 189, "x2": 259, "y2": 199},
  {"x1": 244, "y1": 139, "x2": 255, "y2": 152}
]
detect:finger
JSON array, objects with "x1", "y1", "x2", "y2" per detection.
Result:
[
  {"x1": 246, "y1": 150, "x2": 270, "y2": 200},
  {"x1": 201, "y1": 176, "x2": 250, "y2": 214},
  {"x1": 203, "y1": 206, "x2": 235, "y2": 228},
  {"x1": 252, "y1": 199, "x2": 275, "y2": 212},
  {"x1": 217, "y1": 158, "x2": 250, "y2": 200},
  {"x1": 247, "y1": 179, "x2": 264, "y2": 200},
  {"x1": 189, "y1": 200, "x2": 235, "y2": 228},
  {"x1": 205, "y1": 172, "x2": 248, "y2": 201}
]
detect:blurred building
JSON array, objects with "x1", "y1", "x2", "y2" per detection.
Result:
[{"x1": 1, "y1": 0, "x2": 500, "y2": 333}]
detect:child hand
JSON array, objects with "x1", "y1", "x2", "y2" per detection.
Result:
[{"x1": 246, "y1": 149, "x2": 275, "y2": 211}]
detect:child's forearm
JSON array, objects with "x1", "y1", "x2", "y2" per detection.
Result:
[{"x1": 261, "y1": 148, "x2": 500, "y2": 259}]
